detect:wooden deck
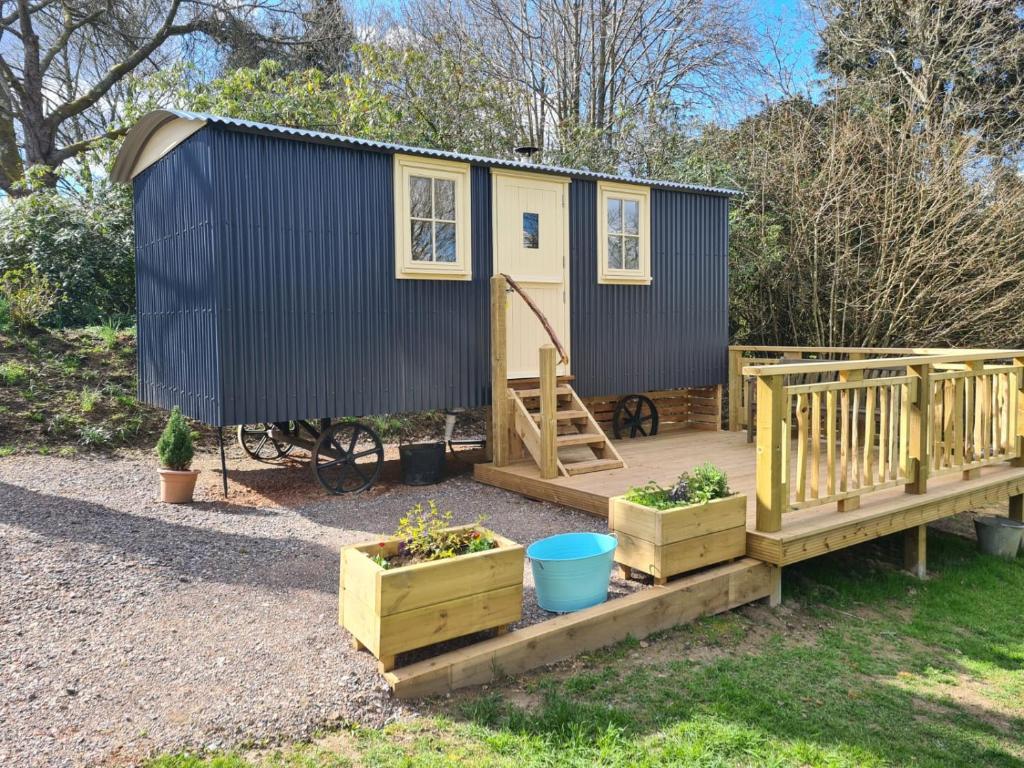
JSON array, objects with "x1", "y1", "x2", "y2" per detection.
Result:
[{"x1": 475, "y1": 428, "x2": 1024, "y2": 566}]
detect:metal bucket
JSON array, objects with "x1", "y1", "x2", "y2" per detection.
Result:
[
  {"x1": 399, "y1": 441, "x2": 446, "y2": 485},
  {"x1": 974, "y1": 516, "x2": 1024, "y2": 559},
  {"x1": 527, "y1": 532, "x2": 617, "y2": 613}
]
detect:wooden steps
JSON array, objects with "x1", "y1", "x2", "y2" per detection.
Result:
[
  {"x1": 509, "y1": 382, "x2": 625, "y2": 478},
  {"x1": 556, "y1": 433, "x2": 607, "y2": 447},
  {"x1": 516, "y1": 386, "x2": 573, "y2": 398},
  {"x1": 562, "y1": 458, "x2": 624, "y2": 475},
  {"x1": 532, "y1": 409, "x2": 589, "y2": 422}
]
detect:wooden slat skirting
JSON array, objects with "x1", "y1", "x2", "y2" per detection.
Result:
[
  {"x1": 582, "y1": 385, "x2": 722, "y2": 434},
  {"x1": 383, "y1": 557, "x2": 772, "y2": 699}
]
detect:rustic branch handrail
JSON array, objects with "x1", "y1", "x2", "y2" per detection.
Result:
[{"x1": 499, "y1": 272, "x2": 569, "y2": 366}]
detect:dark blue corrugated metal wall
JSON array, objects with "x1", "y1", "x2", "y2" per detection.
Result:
[
  {"x1": 132, "y1": 124, "x2": 729, "y2": 426},
  {"x1": 568, "y1": 180, "x2": 729, "y2": 398},
  {"x1": 133, "y1": 130, "x2": 224, "y2": 424},
  {"x1": 208, "y1": 126, "x2": 492, "y2": 425}
]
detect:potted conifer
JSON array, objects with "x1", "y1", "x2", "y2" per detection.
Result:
[{"x1": 156, "y1": 407, "x2": 200, "y2": 503}]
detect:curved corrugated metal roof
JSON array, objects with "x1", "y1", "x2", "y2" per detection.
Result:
[{"x1": 112, "y1": 109, "x2": 741, "y2": 196}]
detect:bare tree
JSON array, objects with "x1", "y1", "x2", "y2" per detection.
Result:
[
  {"x1": 401, "y1": 0, "x2": 752, "y2": 166},
  {"x1": 0, "y1": 0, "x2": 314, "y2": 194}
]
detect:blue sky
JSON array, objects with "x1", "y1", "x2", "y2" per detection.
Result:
[{"x1": 748, "y1": 0, "x2": 821, "y2": 100}]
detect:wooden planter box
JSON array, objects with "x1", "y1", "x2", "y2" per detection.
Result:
[
  {"x1": 608, "y1": 494, "x2": 747, "y2": 583},
  {"x1": 339, "y1": 526, "x2": 524, "y2": 672}
]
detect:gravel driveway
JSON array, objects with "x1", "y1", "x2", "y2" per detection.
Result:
[{"x1": 0, "y1": 448, "x2": 623, "y2": 767}]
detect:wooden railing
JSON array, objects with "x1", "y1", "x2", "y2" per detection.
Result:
[
  {"x1": 727, "y1": 345, "x2": 1009, "y2": 432},
  {"x1": 743, "y1": 350, "x2": 1024, "y2": 533}
]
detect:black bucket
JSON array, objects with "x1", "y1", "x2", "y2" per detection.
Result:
[{"x1": 399, "y1": 441, "x2": 446, "y2": 485}]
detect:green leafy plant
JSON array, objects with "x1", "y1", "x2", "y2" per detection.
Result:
[
  {"x1": 47, "y1": 412, "x2": 82, "y2": 437},
  {"x1": 0, "y1": 267, "x2": 57, "y2": 328},
  {"x1": 155, "y1": 407, "x2": 195, "y2": 470},
  {"x1": 371, "y1": 501, "x2": 496, "y2": 568},
  {"x1": 0, "y1": 294, "x2": 10, "y2": 332},
  {"x1": 682, "y1": 462, "x2": 730, "y2": 504},
  {"x1": 622, "y1": 481, "x2": 677, "y2": 510},
  {"x1": 0, "y1": 360, "x2": 28, "y2": 386},
  {"x1": 77, "y1": 424, "x2": 112, "y2": 447},
  {"x1": 0, "y1": 184, "x2": 134, "y2": 327},
  {"x1": 624, "y1": 464, "x2": 731, "y2": 509},
  {"x1": 364, "y1": 413, "x2": 411, "y2": 441},
  {"x1": 79, "y1": 386, "x2": 102, "y2": 413}
]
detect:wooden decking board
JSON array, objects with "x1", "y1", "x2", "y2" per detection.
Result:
[
  {"x1": 384, "y1": 558, "x2": 772, "y2": 698},
  {"x1": 475, "y1": 428, "x2": 1024, "y2": 566}
]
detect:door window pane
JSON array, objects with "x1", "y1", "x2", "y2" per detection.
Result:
[
  {"x1": 410, "y1": 176, "x2": 432, "y2": 218},
  {"x1": 607, "y1": 198, "x2": 622, "y2": 233},
  {"x1": 523, "y1": 212, "x2": 539, "y2": 248},
  {"x1": 607, "y1": 236, "x2": 622, "y2": 269},
  {"x1": 623, "y1": 200, "x2": 640, "y2": 235},
  {"x1": 435, "y1": 222, "x2": 457, "y2": 262},
  {"x1": 434, "y1": 178, "x2": 456, "y2": 221}
]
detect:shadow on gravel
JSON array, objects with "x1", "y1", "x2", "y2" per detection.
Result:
[{"x1": 0, "y1": 481, "x2": 338, "y2": 594}]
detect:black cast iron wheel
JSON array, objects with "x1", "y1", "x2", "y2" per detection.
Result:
[
  {"x1": 237, "y1": 423, "x2": 295, "y2": 461},
  {"x1": 612, "y1": 394, "x2": 660, "y2": 439},
  {"x1": 312, "y1": 422, "x2": 384, "y2": 494}
]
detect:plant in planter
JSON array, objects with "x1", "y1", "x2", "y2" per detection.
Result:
[
  {"x1": 339, "y1": 501, "x2": 524, "y2": 672},
  {"x1": 156, "y1": 407, "x2": 200, "y2": 503},
  {"x1": 609, "y1": 463, "x2": 746, "y2": 584}
]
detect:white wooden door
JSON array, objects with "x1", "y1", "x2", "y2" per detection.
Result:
[{"x1": 492, "y1": 170, "x2": 570, "y2": 379}]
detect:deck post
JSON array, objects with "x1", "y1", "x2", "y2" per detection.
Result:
[
  {"x1": 768, "y1": 566, "x2": 782, "y2": 607},
  {"x1": 1010, "y1": 494, "x2": 1023, "y2": 523},
  {"x1": 903, "y1": 362, "x2": 931, "y2": 495},
  {"x1": 728, "y1": 348, "x2": 743, "y2": 431},
  {"x1": 755, "y1": 372, "x2": 786, "y2": 533},
  {"x1": 490, "y1": 275, "x2": 510, "y2": 467},
  {"x1": 538, "y1": 344, "x2": 558, "y2": 479},
  {"x1": 903, "y1": 524, "x2": 927, "y2": 579},
  {"x1": 1012, "y1": 357, "x2": 1024, "y2": 467},
  {"x1": 837, "y1": 368, "x2": 863, "y2": 513}
]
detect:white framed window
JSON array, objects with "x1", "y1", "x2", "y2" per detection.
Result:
[
  {"x1": 597, "y1": 181, "x2": 651, "y2": 285},
  {"x1": 394, "y1": 154, "x2": 472, "y2": 280}
]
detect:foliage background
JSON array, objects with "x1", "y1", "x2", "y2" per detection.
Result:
[{"x1": 2, "y1": 0, "x2": 1023, "y2": 349}]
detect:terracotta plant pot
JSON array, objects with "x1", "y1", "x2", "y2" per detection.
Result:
[{"x1": 159, "y1": 468, "x2": 200, "y2": 503}]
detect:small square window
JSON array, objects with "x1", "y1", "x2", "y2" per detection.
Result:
[
  {"x1": 597, "y1": 182, "x2": 651, "y2": 285},
  {"x1": 394, "y1": 155, "x2": 472, "y2": 280},
  {"x1": 523, "y1": 212, "x2": 539, "y2": 248}
]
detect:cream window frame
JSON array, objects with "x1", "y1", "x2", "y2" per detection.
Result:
[
  {"x1": 394, "y1": 154, "x2": 472, "y2": 280},
  {"x1": 597, "y1": 181, "x2": 651, "y2": 285}
]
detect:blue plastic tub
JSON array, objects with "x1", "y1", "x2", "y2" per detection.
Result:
[{"x1": 527, "y1": 532, "x2": 618, "y2": 613}]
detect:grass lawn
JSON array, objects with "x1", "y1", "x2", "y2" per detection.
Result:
[{"x1": 150, "y1": 526, "x2": 1024, "y2": 768}]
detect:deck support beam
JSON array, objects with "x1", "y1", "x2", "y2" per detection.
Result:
[
  {"x1": 1010, "y1": 493, "x2": 1023, "y2": 523},
  {"x1": 903, "y1": 524, "x2": 927, "y2": 579},
  {"x1": 768, "y1": 566, "x2": 782, "y2": 607}
]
